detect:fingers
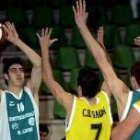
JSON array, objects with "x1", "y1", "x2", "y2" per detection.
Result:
[
  {"x1": 51, "y1": 38, "x2": 58, "y2": 45},
  {"x1": 47, "y1": 28, "x2": 52, "y2": 38},
  {"x1": 72, "y1": 0, "x2": 87, "y2": 22},
  {"x1": 36, "y1": 33, "x2": 41, "y2": 40},
  {"x1": 42, "y1": 28, "x2": 52, "y2": 37},
  {"x1": 72, "y1": 6, "x2": 76, "y2": 15},
  {"x1": 79, "y1": 0, "x2": 83, "y2": 14},
  {"x1": 41, "y1": 28, "x2": 45, "y2": 37},
  {"x1": 77, "y1": 0, "x2": 85, "y2": 15},
  {"x1": 76, "y1": 1, "x2": 80, "y2": 15},
  {"x1": 83, "y1": 0, "x2": 86, "y2": 14},
  {"x1": 37, "y1": 28, "x2": 53, "y2": 38},
  {"x1": 3, "y1": 22, "x2": 15, "y2": 35},
  {"x1": 36, "y1": 27, "x2": 58, "y2": 46},
  {"x1": 5, "y1": 22, "x2": 13, "y2": 31}
]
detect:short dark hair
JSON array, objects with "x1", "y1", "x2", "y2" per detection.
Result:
[
  {"x1": 131, "y1": 61, "x2": 140, "y2": 86},
  {"x1": 39, "y1": 124, "x2": 49, "y2": 134},
  {"x1": 77, "y1": 67, "x2": 99, "y2": 98},
  {"x1": 3, "y1": 57, "x2": 24, "y2": 74}
]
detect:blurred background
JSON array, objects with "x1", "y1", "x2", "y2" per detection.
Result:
[{"x1": 0, "y1": 0, "x2": 140, "y2": 139}]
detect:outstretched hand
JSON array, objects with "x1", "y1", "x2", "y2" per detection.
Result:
[
  {"x1": 36, "y1": 28, "x2": 58, "y2": 50},
  {"x1": 72, "y1": 0, "x2": 88, "y2": 29},
  {"x1": 3, "y1": 22, "x2": 19, "y2": 44},
  {"x1": 134, "y1": 36, "x2": 140, "y2": 46}
]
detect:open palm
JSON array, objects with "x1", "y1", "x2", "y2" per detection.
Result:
[
  {"x1": 72, "y1": 0, "x2": 88, "y2": 29},
  {"x1": 36, "y1": 28, "x2": 58, "y2": 50}
]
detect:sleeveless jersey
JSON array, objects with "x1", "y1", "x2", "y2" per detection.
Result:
[
  {"x1": 66, "y1": 91, "x2": 113, "y2": 140},
  {"x1": 120, "y1": 90, "x2": 140, "y2": 140},
  {"x1": 0, "y1": 87, "x2": 40, "y2": 140}
]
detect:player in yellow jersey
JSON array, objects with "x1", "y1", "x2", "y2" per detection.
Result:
[
  {"x1": 36, "y1": 23, "x2": 113, "y2": 140},
  {"x1": 72, "y1": 0, "x2": 140, "y2": 139}
]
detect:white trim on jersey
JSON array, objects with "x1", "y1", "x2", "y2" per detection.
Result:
[
  {"x1": 65, "y1": 96, "x2": 76, "y2": 132},
  {"x1": 4, "y1": 89, "x2": 23, "y2": 100},
  {"x1": 0, "y1": 91, "x2": 11, "y2": 140},
  {"x1": 101, "y1": 91, "x2": 113, "y2": 124},
  {"x1": 120, "y1": 91, "x2": 133, "y2": 121}
]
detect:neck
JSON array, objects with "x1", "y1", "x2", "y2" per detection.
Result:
[
  {"x1": 88, "y1": 97, "x2": 97, "y2": 105},
  {"x1": 7, "y1": 85, "x2": 23, "y2": 96}
]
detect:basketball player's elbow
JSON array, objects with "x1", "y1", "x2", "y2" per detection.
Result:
[
  {"x1": 111, "y1": 134, "x2": 117, "y2": 140},
  {"x1": 111, "y1": 129, "x2": 121, "y2": 140}
]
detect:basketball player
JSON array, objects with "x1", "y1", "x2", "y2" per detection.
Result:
[
  {"x1": 37, "y1": 27, "x2": 113, "y2": 140},
  {"x1": 112, "y1": 100, "x2": 140, "y2": 139},
  {"x1": 111, "y1": 36, "x2": 140, "y2": 140},
  {"x1": 72, "y1": 0, "x2": 140, "y2": 139},
  {"x1": 0, "y1": 22, "x2": 42, "y2": 140}
]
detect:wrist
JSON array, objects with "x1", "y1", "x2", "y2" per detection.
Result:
[
  {"x1": 77, "y1": 24, "x2": 87, "y2": 30},
  {"x1": 41, "y1": 45, "x2": 49, "y2": 52},
  {"x1": 14, "y1": 38, "x2": 22, "y2": 46}
]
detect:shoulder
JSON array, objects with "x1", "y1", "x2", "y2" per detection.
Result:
[
  {"x1": 97, "y1": 91, "x2": 110, "y2": 104},
  {"x1": 97, "y1": 91, "x2": 108, "y2": 98},
  {"x1": 23, "y1": 87, "x2": 35, "y2": 100},
  {"x1": 23, "y1": 87, "x2": 38, "y2": 100},
  {"x1": 24, "y1": 86, "x2": 39, "y2": 105}
]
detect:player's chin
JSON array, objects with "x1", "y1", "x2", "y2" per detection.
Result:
[{"x1": 15, "y1": 80, "x2": 24, "y2": 87}]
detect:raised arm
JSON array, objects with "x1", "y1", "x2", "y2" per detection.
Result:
[
  {"x1": 72, "y1": 0, "x2": 129, "y2": 108},
  {"x1": 97, "y1": 26, "x2": 112, "y2": 65},
  {"x1": 111, "y1": 105, "x2": 140, "y2": 140},
  {"x1": 36, "y1": 28, "x2": 73, "y2": 115},
  {"x1": 3, "y1": 22, "x2": 42, "y2": 102},
  {"x1": 97, "y1": 26, "x2": 112, "y2": 98}
]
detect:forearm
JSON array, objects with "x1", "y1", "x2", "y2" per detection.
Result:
[
  {"x1": 78, "y1": 24, "x2": 120, "y2": 95},
  {"x1": 99, "y1": 43, "x2": 112, "y2": 65},
  {"x1": 15, "y1": 39, "x2": 41, "y2": 67},
  {"x1": 112, "y1": 125, "x2": 132, "y2": 140},
  {"x1": 41, "y1": 45, "x2": 66, "y2": 101},
  {"x1": 78, "y1": 25, "x2": 107, "y2": 67},
  {"x1": 41, "y1": 45, "x2": 54, "y2": 86}
]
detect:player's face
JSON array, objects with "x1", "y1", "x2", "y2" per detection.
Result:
[{"x1": 6, "y1": 64, "x2": 24, "y2": 87}]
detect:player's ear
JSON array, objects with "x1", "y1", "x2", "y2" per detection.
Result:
[
  {"x1": 77, "y1": 85, "x2": 82, "y2": 97},
  {"x1": 4, "y1": 73, "x2": 9, "y2": 80}
]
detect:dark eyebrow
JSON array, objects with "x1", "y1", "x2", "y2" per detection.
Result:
[
  {"x1": 10, "y1": 68, "x2": 17, "y2": 70},
  {"x1": 10, "y1": 67, "x2": 24, "y2": 70}
]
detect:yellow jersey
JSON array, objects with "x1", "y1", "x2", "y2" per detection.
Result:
[{"x1": 66, "y1": 91, "x2": 113, "y2": 140}]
